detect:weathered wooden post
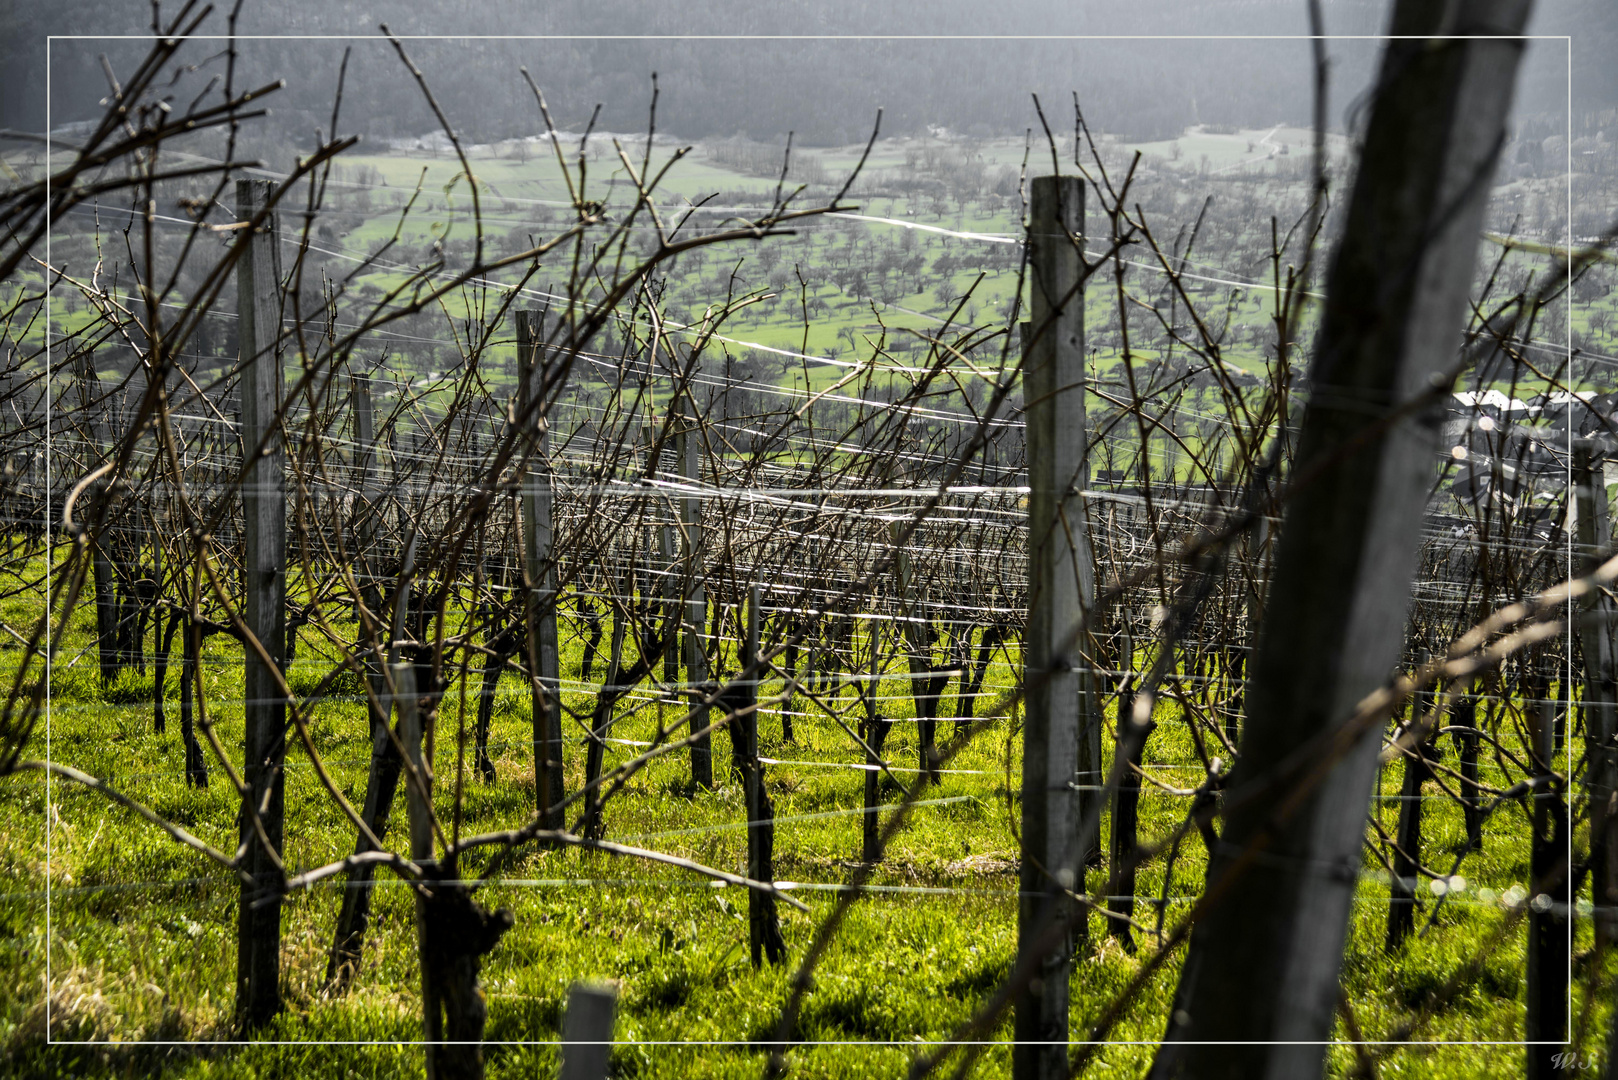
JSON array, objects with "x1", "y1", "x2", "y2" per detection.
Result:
[
  {"x1": 1228, "y1": 515, "x2": 1271, "y2": 747},
  {"x1": 1575, "y1": 439, "x2": 1617, "y2": 951},
  {"x1": 860, "y1": 615, "x2": 890, "y2": 865},
  {"x1": 234, "y1": 177, "x2": 287, "y2": 1030},
  {"x1": 778, "y1": 613, "x2": 796, "y2": 744},
  {"x1": 637, "y1": 417, "x2": 655, "y2": 622},
  {"x1": 517, "y1": 309, "x2": 564, "y2": 828},
  {"x1": 657, "y1": 490, "x2": 679, "y2": 686},
  {"x1": 1385, "y1": 695, "x2": 1434, "y2": 951},
  {"x1": 890, "y1": 523, "x2": 950, "y2": 782},
  {"x1": 1526, "y1": 655, "x2": 1569, "y2": 1080},
  {"x1": 75, "y1": 347, "x2": 149, "y2": 685},
  {"x1": 1453, "y1": 694, "x2": 1484, "y2": 851},
  {"x1": 351, "y1": 372, "x2": 383, "y2": 629},
  {"x1": 560, "y1": 982, "x2": 618, "y2": 1080},
  {"x1": 348, "y1": 374, "x2": 389, "y2": 717},
  {"x1": 741, "y1": 584, "x2": 786, "y2": 965},
  {"x1": 678, "y1": 408, "x2": 713, "y2": 789},
  {"x1": 75, "y1": 349, "x2": 121, "y2": 685},
  {"x1": 1014, "y1": 173, "x2": 1096, "y2": 1080}
]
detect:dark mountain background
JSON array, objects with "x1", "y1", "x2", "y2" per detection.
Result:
[{"x1": 4, "y1": 1, "x2": 1609, "y2": 152}]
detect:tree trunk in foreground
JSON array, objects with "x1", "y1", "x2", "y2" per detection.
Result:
[
  {"x1": 1150, "y1": 3, "x2": 1533, "y2": 1076},
  {"x1": 1575, "y1": 441, "x2": 1618, "y2": 953}
]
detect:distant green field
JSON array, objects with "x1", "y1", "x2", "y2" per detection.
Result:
[{"x1": 9, "y1": 125, "x2": 1606, "y2": 409}]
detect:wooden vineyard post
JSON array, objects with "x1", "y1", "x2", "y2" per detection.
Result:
[
  {"x1": 637, "y1": 416, "x2": 672, "y2": 686},
  {"x1": 351, "y1": 372, "x2": 383, "y2": 634},
  {"x1": 1575, "y1": 439, "x2": 1617, "y2": 952},
  {"x1": 1230, "y1": 514, "x2": 1271, "y2": 747},
  {"x1": 656, "y1": 469, "x2": 679, "y2": 687},
  {"x1": 350, "y1": 370, "x2": 387, "y2": 720},
  {"x1": 1014, "y1": 173, "x2": 1096, "y2": 1080},
  {"x1": 234, "y1": 177, "x2": 287, "y2": 1030},
  {"x1": 861, "y1": 615, "x2": 890, "y2": 865},
  {"x1": 1453, "y1": 693, "x2": 1484, "y2": 851},
  {"x1": 678, "y1": 406, "x2": 713, "y2": 790},
  {"x1": 76, "y1": 345, "x2": 146, "y2": 687},
  {"x1": 76, "y1": 348, "x2": 119, "y2": 685},
  {"x1": 1526, "y1": 656, "x2": 1569, "y2": 1080},
  {"x1": 890, "y1": 522, "x2": 949, "y2": 783},
  {"x1": 1457, "y1": 582, "x2": 1494, "y2": 858},
  {"x1": 560, "y1": 983, "x2": 618, "y2": 1080},
  {"x1": 517, "y1": 309, "x2": 564, "y2": 829},
  {"x1": 1385, "y1": 694, "x2": 1433, "y2": 951},
  {"x1": 741, "y1": 585, "x2": 785, "y2": 965}
]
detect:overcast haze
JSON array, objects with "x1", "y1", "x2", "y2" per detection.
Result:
[{"x1": 5, "y1": 0, "x2": 1612, "y2": 150}]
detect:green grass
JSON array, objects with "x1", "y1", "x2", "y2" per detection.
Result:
[{"x1": 0, "y1": 538, "x2": 1608, "y2": 1078}]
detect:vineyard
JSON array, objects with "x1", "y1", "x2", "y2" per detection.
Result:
[{"x1": 2, "y1": 9, "x2": 1616, "y2": 1079}]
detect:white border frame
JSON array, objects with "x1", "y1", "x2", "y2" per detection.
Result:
[{"x1": 38, "y1": 29, "x2": 1576, "y2": 1052}]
